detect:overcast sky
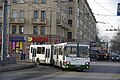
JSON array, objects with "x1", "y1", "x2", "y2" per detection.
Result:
[{"x1": 87, "y1": 0, "x2": 120, "y2": 41}]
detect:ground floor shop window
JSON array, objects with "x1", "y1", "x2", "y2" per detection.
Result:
[{"x1": 12, "y1": 42, "x2": 23, "y2": 54}]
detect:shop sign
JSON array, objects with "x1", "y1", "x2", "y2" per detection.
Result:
[
  {"x1": 32, "y1": 37, "x2": 48, "y2": 42},
  {"x1": 28, "y1": 37, "x2": 32, "y2": 42},
  {"x1": 10, "y1": 36, "x2": 26, "y2": 42}
]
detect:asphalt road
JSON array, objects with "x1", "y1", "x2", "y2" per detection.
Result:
[{"x1": 0, "y1": 61, "x2": 120, "y2": 80}]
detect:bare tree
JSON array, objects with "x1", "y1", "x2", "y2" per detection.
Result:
[{"x1": 111, "y1": 31, "x2": 120, "y2": 54}]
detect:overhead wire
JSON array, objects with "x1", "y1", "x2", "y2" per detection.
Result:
[
  {"x1": 91, "y1": 0, "x2": 119, "y2": 31},
  {"x1": 23, "y1": 0, "x2": 38, "y2": 10},
  {"x1": 92, "y1": 0, "x2": 115, "y2": 15}
]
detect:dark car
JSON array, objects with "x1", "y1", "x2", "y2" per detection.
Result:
[{"x1": 110, "y1": 55, "x2": 120, "y2": 61}]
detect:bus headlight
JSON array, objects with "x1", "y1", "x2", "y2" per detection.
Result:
[
  {"x1": 112, "y1": 57, "x2": 114, "y2": 59},
  {"x1": 63, "y1": 61, "x2": 70, "y2": 65},
  {"x1": 85, "y1": 62, "x2": 90, "y2": 65},
  {"x1": 66, "y1": 61, "x2": 70, "y2": 64},
  {"x1": 117, "y1": 57, "x2": 119, "y2": 59}
]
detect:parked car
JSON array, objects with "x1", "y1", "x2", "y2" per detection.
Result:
[{"x1": 110, "y1": 54, "x2": 120, "y2": 61}]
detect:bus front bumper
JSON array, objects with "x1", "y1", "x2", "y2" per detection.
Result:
[{"x1": 64, "y1": 64, "x2": 90, "y2": 69}]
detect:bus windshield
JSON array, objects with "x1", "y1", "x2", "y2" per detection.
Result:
[
  {"x1": 79, "y1": 46, "x2": 89, "y2": 58},
  {"x1": 65, "y1": 46, "x2": 89, "y2": 58},
  {"x1": 65, "y1": 46, "x2": 77, "y2": 57}
]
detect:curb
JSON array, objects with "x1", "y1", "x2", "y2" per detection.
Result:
[{"x1": 0, "y1": 64, "x2": 36, "y2": 72}]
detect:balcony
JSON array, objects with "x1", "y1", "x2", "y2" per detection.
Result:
[
  {"x1": 10, "y1": 18, "x2": 25, "y2": 24},
  {"x1": 0, "y1": 17, "x2": 2, "y2": 24},
  {"x1": 56, "y1": 20, "x2": 69, "y2": 30},
  {"x1": 31, "y1": 18, "x2": 47, "y2": 25},
  {"x1": 65, "y1": 24, "x2": 70, "y2": 30},
  {"x1": 56, "y1": 20, "x2": 64, "y2": 27}
]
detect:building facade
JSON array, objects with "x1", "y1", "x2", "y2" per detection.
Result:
[
  {"x1": 67, "y1": 0, "x2": 97, "y2": 44},
  {"x1": 0, "y1": 0, "x2": 97, "y2": 59},
  {"x1": 9, "y1": 0, "x2": 69, "y2": 58}
]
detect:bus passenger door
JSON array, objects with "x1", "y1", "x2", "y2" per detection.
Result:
[
  {"x1": 45, "y1": 49, "x2": 51, "y2": 64},
  {"x1": 36, "y1": 47, "x2": 45, "y2": 63},
  {"x1": 33, "y1": 48, "x2": 37, "y2": 62}
]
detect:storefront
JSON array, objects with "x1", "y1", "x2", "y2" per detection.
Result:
[
  {"x1": 9, "y1": 36, "x2": 26, "y2": 54},
  {"x1": 9, "y1": 35, "x2": 48, "y2": 53}
]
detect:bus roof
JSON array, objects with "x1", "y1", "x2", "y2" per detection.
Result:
[
  {"x1": 54, "y1": 42, "x2": 89, "y2": 47},
  {"x1": 30, "y1": 44, "x2": 52, "y2": 47}
]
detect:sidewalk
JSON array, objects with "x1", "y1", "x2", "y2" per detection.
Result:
[{"x1": 0, "y1": 60, "x2": 36, "y2": 72}]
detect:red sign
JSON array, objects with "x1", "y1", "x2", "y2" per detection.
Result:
[{"x1": 32, "y1": 37, "x2": 48, "y2": 42}]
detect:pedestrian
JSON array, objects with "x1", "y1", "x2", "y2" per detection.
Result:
[
  {"x1": 20, "y1": 50, "x2": 23, "y2": 60},
  {"x1": 23, "y1": 51, "x2": 26, "y2": 60}
]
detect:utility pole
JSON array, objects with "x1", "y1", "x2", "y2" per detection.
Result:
[
  {"x1": 1, "y1": 0, "x2": 8, "y2": 66},
  {"x1": 49, "y1": 0, "x2": 52, "y2": 44},
  {"x1": 60, "y1": 0, "x2": 61, "y2": 21},
  {"x1": 49, "y1": 10, "x2": 52, "y2": 44}
]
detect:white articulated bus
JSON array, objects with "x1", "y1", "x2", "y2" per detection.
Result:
[
  {"x1": 29, "y1": 44, "x2": 53, "y2": 64},
  {"x1": 53, "y1": 42, "x2": 90, "y2": 70},
  {"x1": 29, "y1": 42, "x2": 90, "y2": 70}
]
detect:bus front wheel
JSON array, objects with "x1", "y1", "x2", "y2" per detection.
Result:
[
  {"x1": 36, "y1": 58, "x2": 40, "y2": 65},
  {"x1": 80, "y1": 69, "x2": 83, "y2": 72}
]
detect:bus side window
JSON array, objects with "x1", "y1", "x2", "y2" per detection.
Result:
[
  {"x1": 59, "y1": 47, "x2": 62, "y2": 55},
  {"x1": 37, "y1": 47, "x2": 41, "y2": 54},
  {"x1": 31, "y1": 47, "x2": 33, "y2": 53},
  {"x1": 42, "y1": 47, "x2": 45, "y2": 54},
  {"x1": 54, "y1": 47, "x2": 57, "y2": 55}
]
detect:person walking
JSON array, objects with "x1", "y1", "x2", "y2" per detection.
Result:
[
  {"x1": 23, "y1": 51, "x2": 26, "y2": 60},
  {"x1": 20, "y1": 50, "x2": 23, "y2": 60}
]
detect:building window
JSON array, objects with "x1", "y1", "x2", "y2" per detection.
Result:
[
  {"x1": 19, "y1": 10, "x2": 24, "y2": 18},
  {"x1": 77, "y1": 19, "x2": 80, "y2": 28},
  {"x1": 12, "y1": 0, "x2": 17, "y2": 3},
  {"x1": 12, "y1": 10, "x2": 17, "y2": 18},
  {"x1": 78, "y1": 0, "x2": 81, "y2": 3},
  {"x1": 18, "y1": 0, "x2": 24, "y2": 3},
  {"x1": 41, "y1": 0, "x2": 46, "y2": 4},
  {"x1": 0, "y1": 25, "x2": 2, "y2": 34},
  {"x1": 34, "y1": 10, "x2": 39, "y2": 18},
  {"x1": 77, "y1": 8, "x2": 81, "y2": 15},
  {"x1": 67, "y1": 32, "x2": 72, "y2": 39},
  {"x1": 41, "y1": 26, "x2": 45, "y2": 35},
  {"x1": 41, "y1": 10, "x2": 46, "y2": 21},
  {"x1": 68, "y1": 19, "x2": 72, "y2": 27},
  {"x1": 34, "y1": 0, "x2": 38, "y2": 4},
  {"x1": 68, "y1": 0, "x2": 73, "y2": 2},
  {"x1": 68, "y1": 7, "x2": 73, "y2": 14},
  {"x1": 12, "y1": 26, "x2": 16, "y2": 34},
  {"x1": 33, "y1": 26, "x2": 38, "y2": 34},
  {"x1": 19, "y1": 26, "x2": 24, "y2": 34},
  {"x1": 0, "y1": 10, "x2": 2, "y2": 18}
]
